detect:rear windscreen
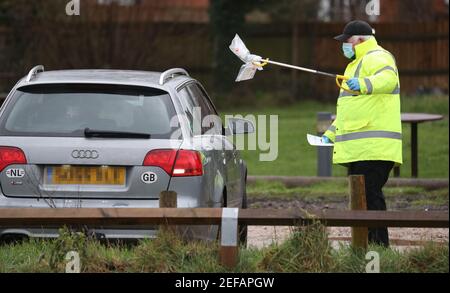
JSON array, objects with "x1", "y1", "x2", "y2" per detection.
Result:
[{"x1": 0, "y1": 84, "x2": 180, "y2": 139}]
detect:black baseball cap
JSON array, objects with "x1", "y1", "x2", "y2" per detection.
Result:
[{"x1": 334, "y1": 20, "x2": 375, "y2": 42}]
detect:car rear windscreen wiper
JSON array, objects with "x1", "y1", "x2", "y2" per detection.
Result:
[{"x1": 84, "y1": 128, "x2": 151, "y2": 139}]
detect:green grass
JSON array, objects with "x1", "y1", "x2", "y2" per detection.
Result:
[
  {"x1": 331, "y1": 242, "x2": 449, "y2": 273},
  {"x1": 247, "y1": 180, "x2": 349, "y2": 200},
  {"x1": 246, "y1": 180, "x2": 449, "y2": 209},
  {"x1": 247, "y1": 180, "x2": 447, "y2": 198},
  {"x1": 0, "y1": 226, "x2": 447, "y2": 273},
  {"x1": 221, "y1": 95, "x2": 449, "y2": 178}
]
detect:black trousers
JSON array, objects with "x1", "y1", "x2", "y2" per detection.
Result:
[{"x1": 348, "y1": 160, "x2": 394, "y2": 247}]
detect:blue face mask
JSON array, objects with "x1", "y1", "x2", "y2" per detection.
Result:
[{"x1": 342, "y1": 43, "x2": 355, "y2": 59}]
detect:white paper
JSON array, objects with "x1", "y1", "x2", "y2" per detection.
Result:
[
  {"x1": 229, "y1": 34, "x2": 251, "y2": 62},
  {"x1": 307, "y1": 134, "x2": 334, "y2": 146},
  {"x1": 235, "y1": 63, "x2": 258, "y2": 82},
  {"x1": 230, "y1": 34, "x2": 264, "y2": 82},
  {"x1": 229, "y1": 34, "x2": 262, "y2": 63}
]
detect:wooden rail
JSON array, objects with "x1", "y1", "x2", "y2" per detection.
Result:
[{"x1": 0, "y1": 208, "x2": 447, "y2": 228}]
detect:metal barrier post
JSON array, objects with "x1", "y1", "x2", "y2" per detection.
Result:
[
  {"x1": 220, "y1": 208, "x2": 239, "y2": 269},
  {"x1": 317, "y1": 112, "x2": 333, "y2": 177}
]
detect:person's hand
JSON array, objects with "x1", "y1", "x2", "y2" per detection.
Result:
[
  {"x1": 346, "y1": 78, "x2": 360, "y2": 91},
  {"x1": 322, "y1": 135, "x2": 331, "y2": 144}
]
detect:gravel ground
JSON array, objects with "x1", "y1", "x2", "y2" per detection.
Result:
[
  {"x1": 248, "y1": 196, "x2": 448, "y2": 211},
  {"x1": 247, "y1": 226, "x2": 449, "y2": 250}
]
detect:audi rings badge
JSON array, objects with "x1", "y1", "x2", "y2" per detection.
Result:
[{"x1": 71, "y1": 150, "x2": 99, "y2": 159}]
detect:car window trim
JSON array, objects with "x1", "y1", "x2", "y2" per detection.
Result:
[{"x1": 176, "y1": 80, "x2": 219, "y2": 116}]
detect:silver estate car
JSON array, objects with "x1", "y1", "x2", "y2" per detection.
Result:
[{"x1": 0, "y1": 66, "x2": 253, "y2": 242}]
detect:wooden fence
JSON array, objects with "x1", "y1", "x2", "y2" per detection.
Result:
[
  {"x1": 0, "y1": 176, "x2": 448, "y2": 269},
  {"x1": 0, "y1": 20, "x2": 448, "y2": 100}
]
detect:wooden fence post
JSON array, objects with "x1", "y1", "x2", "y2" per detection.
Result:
[
  {"x1": 159, "y1": 191, "x2": 177, "y2": 233},
  {"x1": 160, "y1": 191, "x2": 177, "y2": 208},
  {"x1": 349, "y1": 175, "x2": 368, "y2": 250}
]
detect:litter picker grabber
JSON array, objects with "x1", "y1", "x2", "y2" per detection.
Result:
[{"x1": 229, "y1": 34, "x2": 360, "y2": 95}]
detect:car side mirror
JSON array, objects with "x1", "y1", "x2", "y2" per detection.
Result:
[{"x1": 225, "y1": 117, "x2": 255, "y2": 135}]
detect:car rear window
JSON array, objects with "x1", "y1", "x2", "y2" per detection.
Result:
[{"x1": 0, "y1": 84, "x2": 180, "y2": 139}]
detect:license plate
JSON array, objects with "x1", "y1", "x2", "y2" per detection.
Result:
[{"x1": 45, "y1": 166, "x2": 126, "y2": 185}]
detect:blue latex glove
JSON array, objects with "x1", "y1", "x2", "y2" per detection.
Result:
[
  {"x1": 322, "y1": 135, "x2": 331, "y2": 144},
  {"x1": 346, "y1": 78, "x2": 360, "y2": 91}
]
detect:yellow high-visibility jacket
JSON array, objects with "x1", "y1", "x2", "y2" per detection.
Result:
[{"x1": 324, "y1": 37, "x2": 402, "y2": 166}]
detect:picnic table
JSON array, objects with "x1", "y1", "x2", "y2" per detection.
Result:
[
  {"x1": 331, "y1": 113, "x2": 444, "y2": 177},
  {"x1": 396, "y1": 113, "x2": 444, "y2": 177}
]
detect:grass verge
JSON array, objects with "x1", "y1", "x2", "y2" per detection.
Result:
[{"x1": 0, "y1": 226, "x2": 447, "y2": 273}]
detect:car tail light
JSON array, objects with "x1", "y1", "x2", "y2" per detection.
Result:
[
  {"x1": 143, "y1": 149, "x2": 203, "y2": 177},
  {"x1": 143, "y1": 149, "x2": 178, "y2": 175},
  {"x1": 0, "y1": 147, "x2": 27, "y2": 172},
  {"x1": 172, "y1": 150, "x2": 203, "y2": 177}
]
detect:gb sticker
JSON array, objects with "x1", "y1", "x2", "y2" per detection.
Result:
[
  {"x1": 6, "y1": 168, "x2": 25, "y2": 178},
  {"x1": 141, "y1": 171, "x2": 157, "y2": 184}
]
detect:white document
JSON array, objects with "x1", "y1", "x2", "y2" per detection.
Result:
[
  {"x1": 229, "y1": 34, "x2": 251, "y2": 62},
  {"x1": 230, "y1": 34, "x2": 264, "y2": 82},
  {"x1": 307, "y1": 134, "x2": 334, "y2": 146},
  {"x1": 229, "y1": 34, "x2": 262, "y2": 63},
  {"x1": 235, "y1": 63, "x2": 258, "y2": 82}
]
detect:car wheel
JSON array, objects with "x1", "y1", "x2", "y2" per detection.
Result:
[
  {"x1": 0, "y1": 233, "x2": 29, "y2": 244},
  {"x1": 216, "y1": 189, "x2": 227, "y2": 241}
]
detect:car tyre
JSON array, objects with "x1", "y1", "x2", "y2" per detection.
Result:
[{"x1": 238, "y1": 181, "x2": 248, "y2": 247}]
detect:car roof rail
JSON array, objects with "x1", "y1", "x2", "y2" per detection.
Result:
[
  {"x1": 26, "y1": 65, "x2": 45, "y2": 82},
  {"x1": 159, "y1": 68, "x2": 189, "y2": 85}
]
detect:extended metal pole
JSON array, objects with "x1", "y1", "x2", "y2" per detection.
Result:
[
  {"x1": 264, "y1": 59, "x2": 337, "y2": 78},
  {"x1": 261, "y1": 59, "x2": 359, "y2": 95}
]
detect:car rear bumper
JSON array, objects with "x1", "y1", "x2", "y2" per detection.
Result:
[
  {"x1": 0, "y1": 227, "x2": 159, "y2": 240},
  {"x1": 0, "y1": 192, "x2": 217, "y2": 241}
]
